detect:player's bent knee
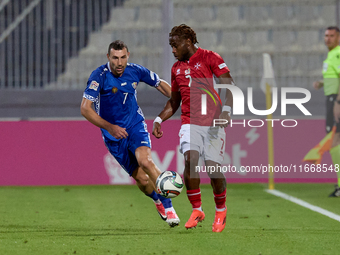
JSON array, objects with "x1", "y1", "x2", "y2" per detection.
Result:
[
  {"x1": 184, "y1": 151, "x2": 200, "y2": 164},
  {"x1": 132, "y1": 167, "x2": 149, "y2": 187},
  {"x1": 184, "y1": 155, "x2": 199, "y2": 170},
  {"x1": 135, "y1": 173, "x2": 149, "y2": 187},
  {"x1": 138, "y1": 158, "x2": 155, "y2": 171}
]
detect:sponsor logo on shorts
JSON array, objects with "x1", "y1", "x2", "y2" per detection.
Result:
[
  {"x1": 121, "y1": 82, "x2": 127, "y2": 86},
  {"x1": 141, "y1": 141, "x2": 148, "y2": 144}
]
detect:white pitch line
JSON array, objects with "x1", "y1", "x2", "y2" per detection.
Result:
[{"x1": 266, "y1": 189, "x2": 340, "y2": 222}]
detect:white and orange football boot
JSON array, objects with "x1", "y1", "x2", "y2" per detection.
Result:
[
  {"x1": 166, "y1": 209, "x2": 180, "y2": 227},
  {"x1": 154, "y1": 201, "x2": 167, "y2": 221}
]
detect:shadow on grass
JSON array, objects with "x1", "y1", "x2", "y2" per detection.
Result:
[{"x1": 0, "y1": 224, "x2": 197, "y2": 236}]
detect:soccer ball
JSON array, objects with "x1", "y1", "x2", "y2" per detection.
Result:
[{"x1": 156, "y1": 171, "x2": 184, "y2": 198}]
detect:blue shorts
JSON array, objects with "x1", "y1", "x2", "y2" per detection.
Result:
[{"x1": 104, "y1": 121, "x2": 151, "y2": 176}]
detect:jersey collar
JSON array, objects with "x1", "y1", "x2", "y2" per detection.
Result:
[
  {"x1": 107, "y1": 62, "x2": 112, "y2": 73},
  {"x1": 328, "y1": 45, "x2": 340, "y2": 58},
  {"x1": 187, "y1": 46, "x2": 201, "y2": 63}
]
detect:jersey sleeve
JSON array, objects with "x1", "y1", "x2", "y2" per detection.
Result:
[
  {"x1": 330, "y1": 56, "x2": 340, "y2": 76},
  {"x1": 83, "y1": 69, "x2": 103, "y2": 102},
  {"x1": 171, "y1": 65, "x2": 179, "y2": 92},
  {"x1": 208, "y1": 51, "x2": 230, "y2": 77},
  {"x1": 135, "y1": 64, "x2": 161, "y2": 87}
]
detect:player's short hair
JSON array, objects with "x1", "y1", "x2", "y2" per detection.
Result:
[
  {"x1": 108, "y1": 40, "x2": 129, "y2": 55},
  {"x1": 169, "y1": 24, "x2": 198, "y2": 44},
  {"x1": 326, "y1": 26, "x2": 340, "y2": 33}
]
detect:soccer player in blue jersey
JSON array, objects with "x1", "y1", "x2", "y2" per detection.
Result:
[{"x1": 80, "y1": 40, "x2": 180, "y2": 226}]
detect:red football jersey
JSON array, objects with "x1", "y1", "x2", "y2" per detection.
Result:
[{"x1": 171, "y1": 47, "x2": 230, "y2": 126}]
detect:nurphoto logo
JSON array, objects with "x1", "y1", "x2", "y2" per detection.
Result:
[{"x1": 206, "y1": 84, "x2": 312, "y2": 128}]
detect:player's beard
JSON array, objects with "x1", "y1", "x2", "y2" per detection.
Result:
[{"x1": 178, "y1": 49, "x2": 191, "y2": 62}]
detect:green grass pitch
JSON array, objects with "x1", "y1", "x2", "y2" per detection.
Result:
[{"x1": 1, "y1": 183, "x2": 340, "y2": 255}]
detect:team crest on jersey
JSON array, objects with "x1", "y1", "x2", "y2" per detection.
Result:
[
  {"x1": 112, "y1": 87, "x2": 118, "y2": 93},
  {"x1": 89, "y1": 80, "x2": 99, "y2": 91},
  {"x1": 194, "y1": 62, "x2": 201, "y2": 70},
  {"x1": 185, "y1": 68, "x2": 190, "y2": 75},
  {"x1": 132, "y1": 82, "x2": 137, "y2": 89}
]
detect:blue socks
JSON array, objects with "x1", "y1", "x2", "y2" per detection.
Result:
[
  {"x1": 157, "y1": 194, "x2": 172, "y2": 209},
  {"x1": 145, "y1": 191, "x2": 173, "y2": 209},
  {"x1": 146, "y1": 191, "x2": 159, "y2": 201}
]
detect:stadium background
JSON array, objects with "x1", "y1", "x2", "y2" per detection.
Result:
[{"x1": 0, "y1": 0, "x2": 337, "y2": 185}]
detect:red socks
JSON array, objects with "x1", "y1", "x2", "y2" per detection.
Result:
[
  {"x1": 214, "y1": 189, "x2": 226, "y2": 211},
  {"x1": 187, "y1": 188, "x2": 227, "y2": 211},
  {"x1": 187, "y1": 188, "x2": 202, "y2": 209}
]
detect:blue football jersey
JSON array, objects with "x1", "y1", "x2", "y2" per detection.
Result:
[{"x1": 83, "y1": 62, "x2": 160, "y2": 141}]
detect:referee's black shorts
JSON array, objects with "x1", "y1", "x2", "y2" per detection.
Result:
[{"x1": 326, "y1": 94, "x2": 340, "y2": 133}]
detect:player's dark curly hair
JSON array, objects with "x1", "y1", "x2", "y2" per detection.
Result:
[
  {"x1": 169, "y1": 24, "x2": 198, "y2": 44},
  {"x1": 108, "y1": 40, "x2": 129, "y2": 55}
]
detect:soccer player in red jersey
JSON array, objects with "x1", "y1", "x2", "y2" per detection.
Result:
[{"x1": 152, "y1": 24, "x2": 234, "y2": 232}]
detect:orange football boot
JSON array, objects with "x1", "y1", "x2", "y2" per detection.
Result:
[
  {"x1": 185, "y1": 209, "x2": 205, "y2": 229},
  {"x1": 212, "y1": 208, "x2": 227, "y2": 233}
]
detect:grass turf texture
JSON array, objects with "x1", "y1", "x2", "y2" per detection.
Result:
[{"x1": 0, "y1": 183, "x2": 340, "y2": 255}]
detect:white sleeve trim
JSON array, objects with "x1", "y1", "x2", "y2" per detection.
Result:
[
  {"x1": 154, "y1": 73, "x2": 160, "y2": 87},
  {"x1": 83, "y1": 93, "x2": 96, "y2": 102}
]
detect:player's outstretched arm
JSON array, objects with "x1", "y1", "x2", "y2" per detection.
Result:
[
  {"x1": 80, "y1": 98, "x2": 128, "y2": 139},
  {"x1": 152, "y1": 91, "x2": 181, "y2": 139},
  {"x1": 156, "y1": 79, "x2": 171, "y2": 98}
]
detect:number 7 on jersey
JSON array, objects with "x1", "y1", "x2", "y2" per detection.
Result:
[{"x1": 123, "y1": 92, "x2": 128, "y2": 104}]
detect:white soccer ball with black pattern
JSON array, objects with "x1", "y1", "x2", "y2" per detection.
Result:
[{"x1": 156, "y1": 171, "x2": 184, "y2": 198}]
